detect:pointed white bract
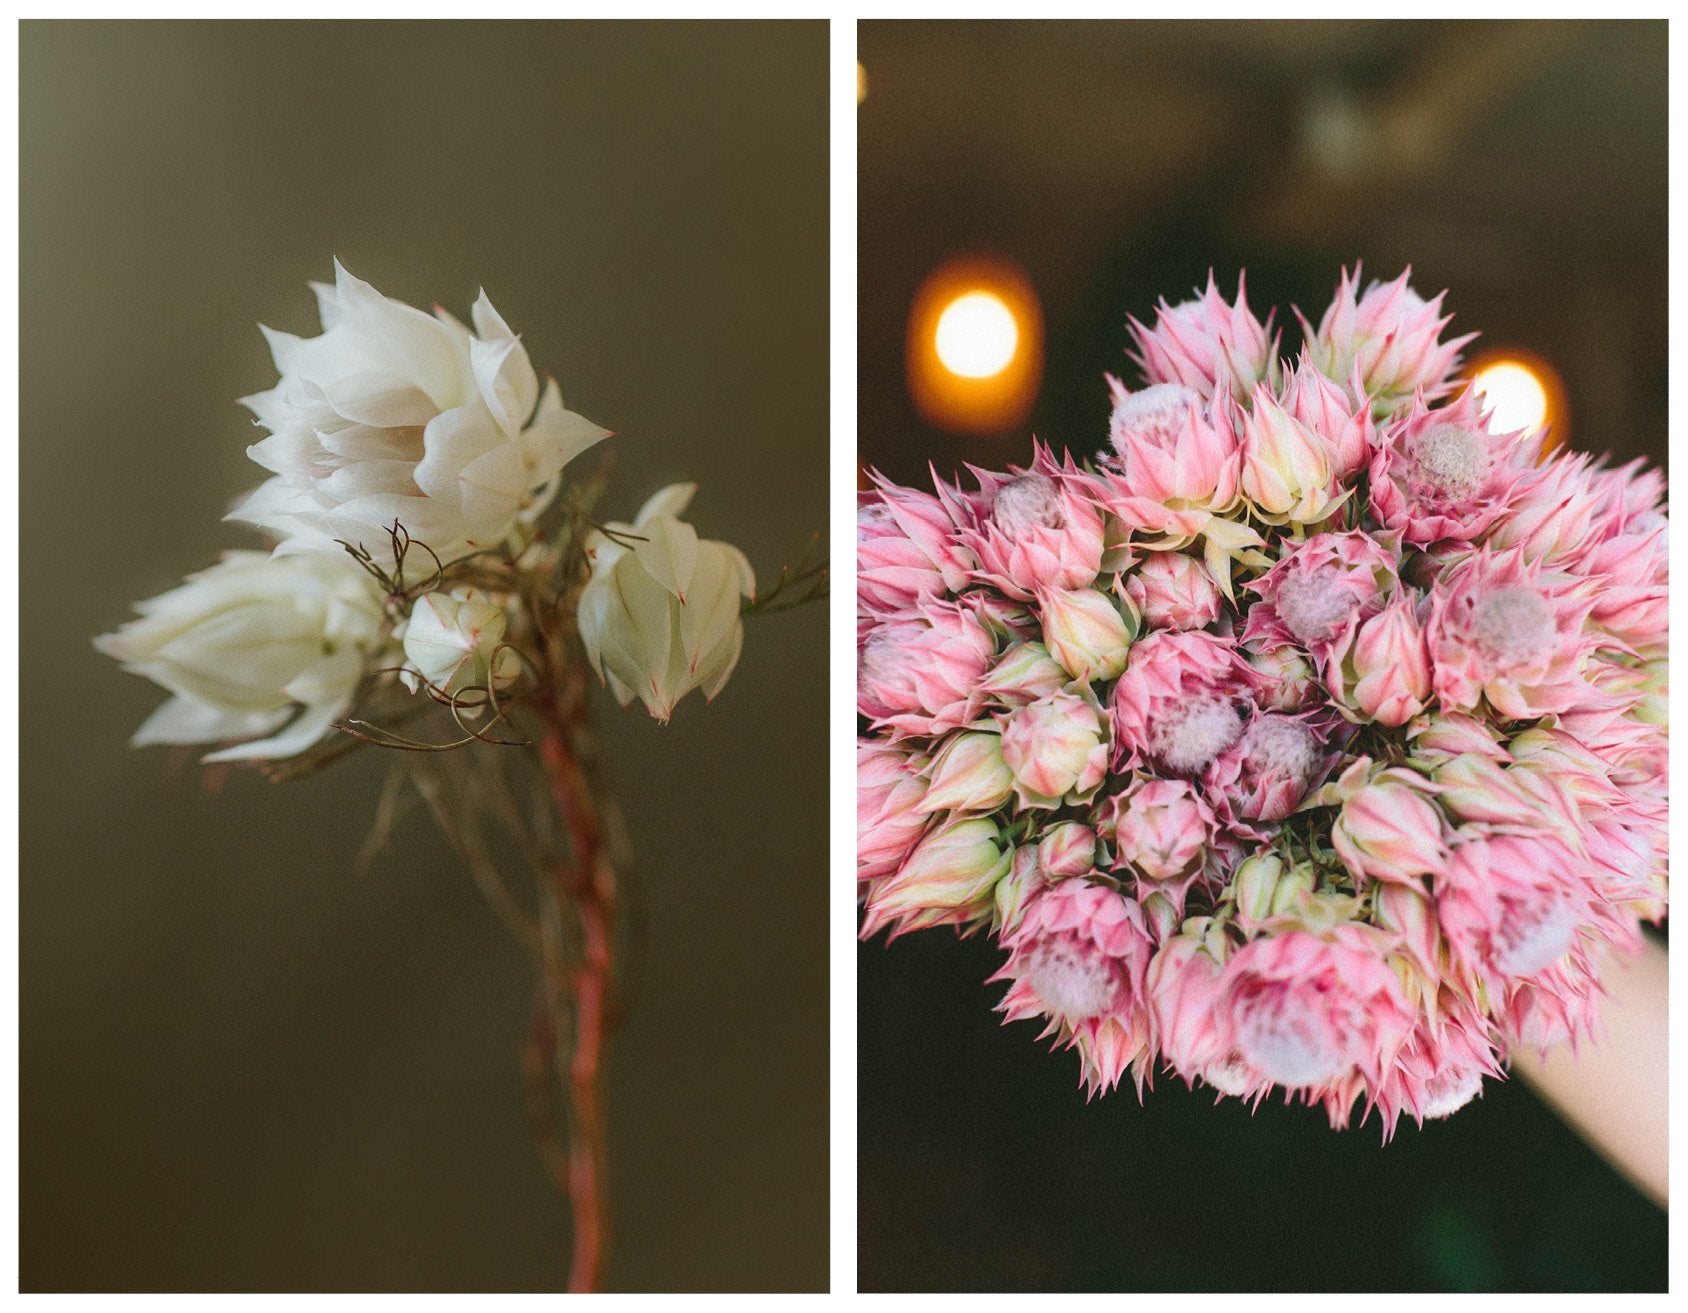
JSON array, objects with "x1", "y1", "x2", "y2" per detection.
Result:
[{"x1": 577, "y1": 484, "x2": 756, "y2": 722}]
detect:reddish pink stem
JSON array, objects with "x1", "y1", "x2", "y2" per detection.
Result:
[{"x1": 538, "y1": 698, "x2": 617, "y2": 1294}]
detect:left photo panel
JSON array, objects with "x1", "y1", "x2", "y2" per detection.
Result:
[{"x1": 21, "y1": 20, "x2": 829, "y2": 1293}]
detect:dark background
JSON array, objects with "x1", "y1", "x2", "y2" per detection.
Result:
[
  {"x1": 858, "y1": 19, "x2": 1667, "y2": 1292},
  {"x1": 21, "y1": 21, "x2": 828, "y2": 1292}
]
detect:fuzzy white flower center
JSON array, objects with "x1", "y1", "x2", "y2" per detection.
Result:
[
  {"x1": 1152, "y1": 694, "x2": 1243, "y2": 774},
  {"x1": 1470, "y1": 587, "x2": 1555, "y2": 665},
  {"x1": 1023, "y1": 934, "x2": 1118, "y2": 1023},
  {"x1": 857, "y1": 503, "x2": 897, "y2": 542},
  {"x1": 858, "y1": 631, "x2": 905, "y2": 687},
  {"x1": 1110, "y1": 382, "x2": 1201, "y2": 455},
  {"x1": 1236, "y1": 1006, "x2": 1344, "y2": 1088},
  {"x1": 1241, "y1": 714, "x2": 1317, "y2": 782},
  {"x1": 992, "y1": 473, "x2": 1066, "y2": 535},
  {"x1": 1493, "y1": 894, "x2": 1577, "y2": 977},
  {"x1": 1420, "y1": 1066, "x2": 1485, "y2": 1120},
  {"x1": 1275, "y1": 565, "x2": 1357, "y2": 645},
  {"x1": 1203, "y1": 1052, "x2": 1256, "y2": 1097},
  {"x1": 1409, "y1": 423, "x2": 1488, "y2": 505}
]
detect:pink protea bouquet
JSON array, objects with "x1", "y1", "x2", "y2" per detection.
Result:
[{"x1": 857, "y1": 269, "x2": 1667, "y2": 1136}]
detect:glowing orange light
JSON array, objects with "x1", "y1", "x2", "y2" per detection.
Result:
[
  {"x1": 907, "y1": 256, "x2": 1043, "y2": 436},
  {"x1": 1464, "y1": 347, "x2": 1569, "y2": 458},
  {"x1": 857, "y1": 62, "x2": 867, "y2": 103}
]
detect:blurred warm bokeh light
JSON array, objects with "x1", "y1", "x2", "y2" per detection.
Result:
[
  {"x1": 1469, "y1": 347, "x2": 1569, "y2": 456},
  {"x1": 906, "y1": 255, "x2": 1043, "y2": 435}
]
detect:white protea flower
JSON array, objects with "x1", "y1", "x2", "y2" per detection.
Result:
[
  {"x1": 94, "y1": 550, "x2": 385, "y2": 761},
  {"x1": 230, "y1": 260, "x2": 610, "y2": 565},
  {"x1": 400, "y1": 587, "x2": 520, "y2": 708},
  {"x1": 577, "y1": 483, "x2": 755, "y2": 722}
]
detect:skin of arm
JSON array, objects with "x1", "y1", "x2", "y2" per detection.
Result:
[{"x1": 1511, "y1": 934, "x2": 1667, "y2": 1208}]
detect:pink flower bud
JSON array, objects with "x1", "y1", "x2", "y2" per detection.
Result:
[
  {"x1": 1368, "y1": 386, "x2": 1530, "y2": 547},
  {"x1": 1429, "y1": 754, "x2": 1555, "y2": 830},
  {"x1": 1230, "y1": 852, "x2": 1288, "y2": 931},
  {"x1": 1436, "y1": 832, "x2": 1591, "y2": 987},
  {"x1": 1300, "y1": 266, "x2": 1475, "y2": 416},
  {"x1": 977, "y1": 641, "x2": 1069, "y2": 707},
  {"x1": 861, "y1": 816, "x2": 1012, "y2": 939},
  {"x1": 962, "y1": 448, "x2": 1107, "y2": 600},
  {"x1": 1239, "y1": 389, "x2": 1345, "y2": 526},
  {"x1": 999, "y1": 689, "x2": 1109, "y2": 807},
  {"x1": 1247, "y1": 529, "x2": 1399, "y2": 657},
  {"x1": 1331, "y1": 773, "x2": 1449, "y2": 886},
  {"x1": 1203, "y1": 711, "x2": 1327, "y2": 823},
  {"x1": 1407, "y1": 711, "x2": 1510, "y2": 765},
  {"x1": 1485, "y1": 450, "x2": 1608, "y2": 567},
  {"x1": 1101, "y1": 777, "x2": 1216, "y2": 884},
  {"x1": 917, "y1": 731, "x2": 1013, "y2": 814},
  {"x1": 993, "y1": 845, "x2": 1048, "y2": 936},
  {"x1": 1148, "y1": 930, "x2": 1246, "y2": 1092},
  {"x1": 1091, "y1": 380, "x2": 1242, "y2": 541},
  {"x1": 1038, "y1": 822, "x2": 1097, "y2": 879},
  {"x1": 995, "y1": 881, "x2": 1155, "y2": 1096},
  {"x1": 1372, "y1": 881, "x2": 1441, "y2": 983},
  {"x1": 1219, "y1": 925, "x2": 1416, "y2": 1089},
  {"x1": 1372, "y1": 997, "x2": 1501, "y2": 1131},
  {"x1": 857, "y1": 598, "x2": 995, "y2": 738},
  {"x1": 1242, "y1": 635, "x2": 1320, "y2": 711},
  {"x1": 1330, "y1": 592, "x2": 1430, "y2": 726},
  {"x1": 1282, "y1": 353, "x2": 1374, "y2": 480},
  {"x1": 1039, "y1": 587, "x2": 1134, "y2": 682},
  {"x1": 1125, "y1": 552, "x2": 1222, "y2": 631},
  {"x1": 1426, "y1": 545, "x2": 1594, "y2": 720},
  {"x1": 1110, "y1": 630, "x2": 1264, "y2": 774},
  {"x1": 1126, "y1": 271, "x2": 1280, "y2": 404},
  {"x1": 856, "y1": 739, "x2": 931, "y2": 882},
  {"x1": 856, "y1": 473, "x2": 975, "y2": 617}
]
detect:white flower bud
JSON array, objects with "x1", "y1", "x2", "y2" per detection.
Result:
[
  {"x1": 577, "y1": 483, "x2": 755, "y2": 722},
  {"x1": 94, "y1": 550, "x2": 385, "y2": 762},
  {"x1": 400, "y1": 587, "x2": 519, "y2": 705}
]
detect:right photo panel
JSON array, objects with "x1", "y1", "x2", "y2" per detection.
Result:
[{"x1": 857, "y1": 19, "x2": 1667, "y2": 1292}]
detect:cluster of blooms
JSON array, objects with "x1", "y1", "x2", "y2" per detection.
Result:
[
  {"x1": 858, "y1": 269, "x2": 1668, "y2": 1134},
  {"x1": 98, "y1": 261, "x2": 758, "y2": 758}
]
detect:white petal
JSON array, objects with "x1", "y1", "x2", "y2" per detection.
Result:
[
  {"x1": 133, "y1": 695, "x2": 289, "y2": 748},
  {"x1": 320, "y1": 459, "x2": 422, "y2": 501},
  {"x1": 696, "y1": 620, "x2": 744, "y2": 702},
  {"x1": 259, "y1": 324, "x2": 304, "y2": 374},
  {"x1": 413, "y1": 404, "x2": 503, "y2": 503},
  {"x1": 469, "y1": 291, "x2": 538, "y2": 436},
  {"x1": 318, "y1": 371, "x2": 439, "y2": 428},
  {"x1": 455, "y1": 443, "x2": 529, "y2": 537},
  {"x1": 635, "y1": 482, "x2": 697, "y2": 526},
  {"x1": 678, "y1": 546, "x2": 744, "y2": 678},
  {"x1": 310, "y1": 279, "x2": 341, "y2": 330},
  {"x1": 470, "y1": 332, "x2": 537, "y2": 439},
  {"x1": 330, "y1": 260, "x2": 467, "y2": 408},
  {"x1": 521, "y1": 378, "x2": 611, "y2": 479},
  {"x1": 201, "y1": 696, "x2": 348, "y2": 763},
  {"x1": 632, "y1": 515, "x2": 698, "y2": 601}
]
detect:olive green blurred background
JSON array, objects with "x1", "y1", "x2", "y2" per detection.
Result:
[{"x1": 21, "y1": 20, "x2": 828, "y2": 1292}]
